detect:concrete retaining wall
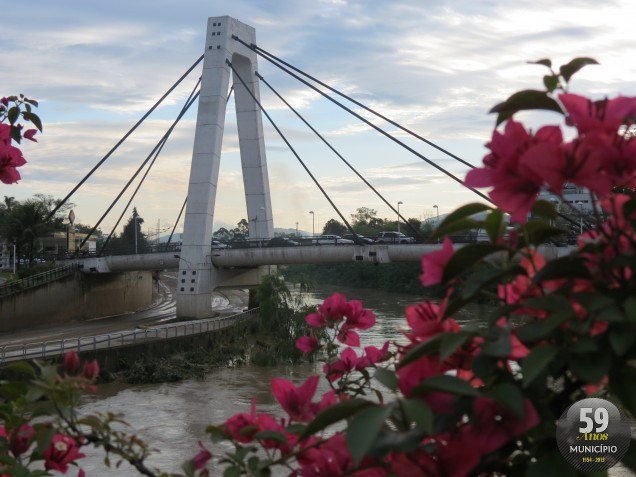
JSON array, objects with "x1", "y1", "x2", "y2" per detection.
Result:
[{"x1": 0, "y1": 271, "x2": 153, "y2": 332}]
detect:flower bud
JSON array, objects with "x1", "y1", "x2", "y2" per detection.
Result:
[
  {"x1": 64, "y1": 351, "x2": 80, "y2": 374},
  {"x1": 82, "y1": 360, "x2": 100, "y2": 381}
]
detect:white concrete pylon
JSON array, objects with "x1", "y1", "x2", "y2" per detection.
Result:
[{"x1": 177, "y1": 16, "x2": 274, "y2": 319}]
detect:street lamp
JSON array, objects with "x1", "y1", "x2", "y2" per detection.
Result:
[
  {"x1": 433, "y1": 205, "x2": 439, "y2": 221},
  {"x1": 576, "y1": 201, "x2": 584, "y2": 234},
  {"x1": 397, "y1": 201, "x2": 403, "y2": 233},
  {"x1": 309, "y1": 210, "x2": 315, "y2": 237},
  {"x1": 134, "y1": 215, "x2": 143, "y2": 254},
  {"x1": 296, "y1": 222, "x2": 299, "y2": 237}
]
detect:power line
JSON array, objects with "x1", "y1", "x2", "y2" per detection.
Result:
[
  {"x1": 227, "y1": 59, "x2": 360, "y2": 241},
  {"x1": 92, "y1": 86, "x2": 201, "y2": 254},
  {"x1": 45, "y1": 54, "x2": 205, "y2": 222},
  {"x1": 257, "y1": 71, "x2": 421, "y2": 240},
  {"x1": 231, "y1": 36, "x2": 491, "y2": 205}
]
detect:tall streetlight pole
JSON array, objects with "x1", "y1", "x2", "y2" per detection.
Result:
[
  {"x1": 134, "y1": 215, "x2": 143, "y2": 254},
  {"x1": 577, "y1": 201, "x2": 584, "y2": 234},
  {"x1": 309, "y1": 210, "x2": 315, "y2": 237},
  {"x1": 433, "y1": 205, "x2": 439, "y2": 222},
  {"x1": 397, "y1": 201, "x2": 403, "y2": 233}
]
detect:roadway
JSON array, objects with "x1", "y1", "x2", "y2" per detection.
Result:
[{"x1": 0, "y1": 272, "x2": 248, "y2": 349}]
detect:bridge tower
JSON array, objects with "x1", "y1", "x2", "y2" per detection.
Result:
[{"x1": 176, "y1": 16, "x2": 274, "y2": 319}]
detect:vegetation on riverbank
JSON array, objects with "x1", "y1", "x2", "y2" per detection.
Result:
[
  {"x1": 112, "y1": 273, "x2": 317, "y2": 384},
  {"x1": 283, "y1": 262, "x2": 434, "y2": 295}
]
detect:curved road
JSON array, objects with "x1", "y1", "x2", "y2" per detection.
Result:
[{"x1": 0, "y1": 272, "x2": 248, "y2": 348}]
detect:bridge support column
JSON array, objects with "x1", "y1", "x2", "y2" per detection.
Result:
[{"x1": 177, "y1": 16, "x2": 273, "y2": 319}]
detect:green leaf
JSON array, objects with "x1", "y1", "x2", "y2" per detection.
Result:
[
  {"x1": 522, "y1": 345, "x2": 559, "y2": 388},
  {"x1": 254, "y1": 430, "x2": 288, "y2": 445},
  {"x1": 480, "y1": 326, "x2": 512, "y2": 358},
  {"x1": 568, "y1": 353, "x2": 611, "y2": 383},
  {"x1": 439, "y1": 332, "x2": 472, "y2": 361},
  {"x1": 489, "y1": 89, "x2": 563, "y2": 125},
  {"x1": 346, "y1": 405, "x2": 391, "y2": 465},
  {"x1": 300, "y1": 398, "x2": 373, "y2": 439},
  {"x1": 559, "y1": 57, "x2": 599, "y2": 83},
  {"x1": 431, "y1": 218, "x2": 480, "y2": 241},
  {"x1": 7, "y1": 105, "x2": 19, "y2": 124},
  {"x1": 205, "y1": 424, "x2": 229, "y2": 442},
  {"x1": 2, "y1": 361, "x2": 36, "y2": 377},
  {"x1": 530, "y1": 58, "x2": 552, "y2": 68},
  {"x1": 461, "y1": 266, "x2": 524, "y2": 302},
  {"x1": 488, "y1": 382, "x2": 525, "y2": 419},
  {"x1": 524, "y1": 295, "x2": 574, "y2": 313},
  {"x1": 543, "y1": 74, "x2": 559, "y2": 93},
  {"x1": 608, "y1": 366, "x2": 636, "y2": 417},
  {"x1": 532, "y1": 256, "x2": 591, "y2": 284},
  {"x1": 397, "y1": 335, "x2": 441, "y2": 369},
  {"x1": 609, "y1": 328, "x2": 636, "y2": 355},
  {"x1": 624, "y1": 297, "x2": 636, "y2": 324},
  {"x1": 442, "y1": 243, "x2": 506, "y2": 282},
  {"x1": 519, "y1": 220, "x2": 565, "y2": 245},
  {"x1": 374, "y1": 368, "x2": 398, "y2": 392},
  {"x1": 621, "y1": 439, "x2": 636, "y2": 473},
  {"x1": 531, "y1": 199, "x2": 558, "y2": 220},
  {"x1": 483, "y1": 209, "x2": 504, "y2": 240},
  {"x1": 412, "y1": 374, "x2": 480, "y2": 397},
  {"x1": 22, "y1": 111, "x2": 43, "y2": 132},
  {"x1": 401, "y1": 398, "x2": 434, "y2": 434},
  {"x1": 223, "y1": 466, "x2": 241, "y2": 477}
]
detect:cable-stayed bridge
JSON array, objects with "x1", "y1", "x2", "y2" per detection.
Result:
[{"x1": 49, "y1": 16, "x2": 485, "y2": 319}]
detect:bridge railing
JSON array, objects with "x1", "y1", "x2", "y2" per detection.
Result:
[
  {"x1": 0, "y1": 264, "x2": 79, "y2": 299},
  {"x1": 0, "y1": 308, "x2": 260, "y2": 364}
]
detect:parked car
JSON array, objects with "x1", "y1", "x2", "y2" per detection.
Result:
[
  {"x1": 343, "y1": 234, "x2": 374, "y2": 244},
  {"x1": 315, "y1": 235, "x2": 354, "y2": 245},
  {"x1": 267, "y1": 237, "x2": 300, "y2": 247},
  {"x1": 374, "y1": 231, "x2": 415, "y2": 244}
]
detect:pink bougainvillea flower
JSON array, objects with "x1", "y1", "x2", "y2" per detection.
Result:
[
  {"x1": 271, "y1": 375, "x2": 320, "y2": 422},
  {"x1": 396, "y1": 354, "x2": 443, "y2": 397},
  {"x1": 471, "y1": 397, "x2": 540, "y2": 454},
  {"x1": 337, "y1": 327, "x2": 360, "y2": 346},
  {"x1": 23, "y1": 129, "x2": 37, "y2": 142},
  {"x1": 559, "y1": 93, "x2": 636, "y2": 136},
  {"x1": 324, "y1": 347, "x2": 368, "y2": 382},
  {"x1": 318, "y1": 292, "x2": 348, "y2": 321},
  {"x1": 81, "y1": 360, "x2": 99, "y2": 381},
  {"x1": 0, "y1": 124, "x2": 27, "y2": 184},
  {"x1": 403, "y1": 299, "x2": 459, "y2": 343},
  {"x1": 64, "y1": 351, "x2": 80, "y2": 374},
  {"x1": 364, "y1": 341, "x2": 391, "y2": 365},
  {"x1": 420, "y1": 237, "x2": 454, "y2": 286},
  {"x1": 344, "y1": 300, "x2": 376, "y2": 330},
  {"x1": 295, "y1": 335, "x2": 319, "y2": 353},
  {"x1": 297, "y1": 432, "x2": 354, "y2": 477},
  {"x1": 43, "y1": 435, "x2": 85, "y2": 473},
  {"x1": 192, "y1": 441, "x2": 212, "y2": 470},
  {"x1": 9, "y1": 423, "x2": 35, "y2": 457},
  {"x1": 225, "y1": 398, "x2": 258, "y2": 443},
  {"x1": 465, "y1": 120, "x2": 563, "y2": 222}
]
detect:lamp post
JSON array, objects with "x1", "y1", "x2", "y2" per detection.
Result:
[
  {"x1": 309, "y1": 210, "x2": 315, "y2": 237},
  {"x1": 134, "y1": 215, "x2": 143, "y2": 254},
  {"x1": 397, "y1": 201, "x2": 403, "y2": 233},
  {"x1": 433, "y1": 205, "x2": 439, "y2": 221},
  {"x1": 296, "y1": 222, "x2": 299, "y2": 237},
  {"x1": 576, "y1": 201, "x2": 584, "y2": 234}
]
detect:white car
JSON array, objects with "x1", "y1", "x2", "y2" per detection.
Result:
[
  {"x1": 211, "y1": 240, "x2": 228, "y2": 249},
  {"x1": 314, "y1": 235, "x2": 354, "y2": 245}
]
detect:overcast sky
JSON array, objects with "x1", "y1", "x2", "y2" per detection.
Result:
[{"x1": 3, "y1": 0, "x2": 635, "y2": 237}]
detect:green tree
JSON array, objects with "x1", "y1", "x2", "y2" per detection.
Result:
[{"x1": 322, "y1": 218, "x2": 347, "y2": 236}]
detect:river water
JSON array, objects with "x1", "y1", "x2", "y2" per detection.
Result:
[
  {"x1": 75, "y1": 285, "x2": 632, "y2": 476},
  {"x1": 77, "y1": 284, "x2": 441, "y2": 475}
]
